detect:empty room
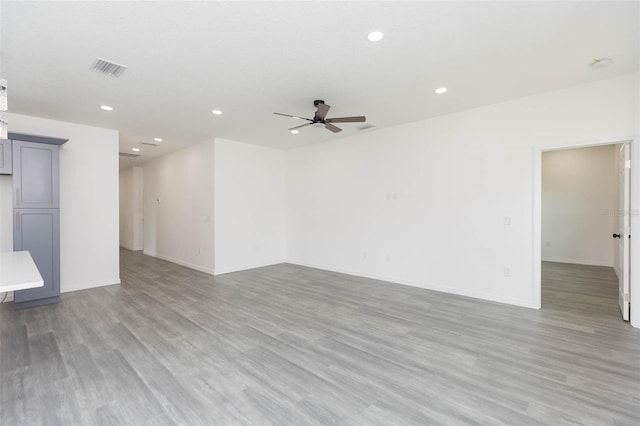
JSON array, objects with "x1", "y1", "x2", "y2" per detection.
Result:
[{"x1": 1, "y1": 1, "x2": 639, "y2": 425}]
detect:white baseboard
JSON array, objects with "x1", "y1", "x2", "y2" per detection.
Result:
[
  {"x1": 214, "y1": 260, "x2": 287, "y2": 276},
  {"x1": 542, "y1": 257, "x2": 614, "y2": 268},
  {"x1": 143, "y1": 251, "x2": 215, "y2": 275},
  {"x1": 286, "y1": 260, "x2": 535, "y2": 309},
  {"x1": 61, "y1": 278, "x2": 121, "y2": 293}
]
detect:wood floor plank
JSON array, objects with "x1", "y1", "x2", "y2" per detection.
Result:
[
  {"x1": 1, "y1": 252, "x2": 639, "y2": 425},
  {"x1": 0, "y1": 324, "x2": 30, "y2": 373}
]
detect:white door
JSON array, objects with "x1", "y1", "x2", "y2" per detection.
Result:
[{"x1": 617, "y1": 143, "x2": 630, "y2": 321}]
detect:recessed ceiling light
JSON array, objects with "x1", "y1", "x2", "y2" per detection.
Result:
[
  {"x1": 154, "y1": 138, "x2": 162, "y2": 142},
  {"x1": 290, "y1": 130, "x2": 299, "y2": 134},
  {"x1": 212, "y1": 109, "x2": 222, "y2": 115},
  {"x1": 100, "y1": 105, "x2": 113, "y2": 111},
  {"x1": 367, "y1": 31, "x2": 384, "y2": 42},
  {"x1": 435, "y1": 87, "x2": 448, "y2": 94},
  {"x1": 132, "y1": 148, "x2": 140, "y2": 152}
]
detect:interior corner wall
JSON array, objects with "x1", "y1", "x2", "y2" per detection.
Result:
[
  {"x1": 2, "y1": 112, "x2": 120, "y2": 293},
  {"x1": 214, "y1": 138, "x2": 286, "y2": 275},
  {"x1": 286, "y1": 72, "x2": 639, "y2": 308},
  {"x1": 142, "y1": 139, "x2": 215, "y2": 274},
  {"x1": 541, "y1": 145, "x2": 617, "y2": 267},
  {"x1": 119, "y1": 166, "x2": 144, "y2": 251}
]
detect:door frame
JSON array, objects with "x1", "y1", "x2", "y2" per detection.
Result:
[{"x1": 532, "y1": 136, "x2": 639, "y2": 328}]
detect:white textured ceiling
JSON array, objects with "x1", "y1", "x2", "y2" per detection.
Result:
[{"x1": 1, "y1": 1, "x2": 638, "y2": 168}]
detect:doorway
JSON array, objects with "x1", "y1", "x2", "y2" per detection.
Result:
[
  {"x1": 118, "y1": 166, "x2": 144, "y2": 252},
  {"x1": 533, "y1": 139, "x2": 637, "y2": 326}
]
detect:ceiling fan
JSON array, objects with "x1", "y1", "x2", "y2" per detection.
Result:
[{"x1": 273, "y1": 100, "x2": 366, "y2": 133}]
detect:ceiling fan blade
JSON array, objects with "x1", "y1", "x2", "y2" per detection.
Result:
[
  {"x1": 288, "y1": 123, "x2": 313, "y2": 131},
  {"x1": 315, "y1": 103, "x2": 330, "y2": 120},
  {"x1": 325, "y1": 123, "x2": 342, "y2": 133},
  {"x1": 273, "y1": 112, "x2": 313, "y2": 121},
  {"x1": 326, "y1": 116, "x2": 366, "y2": 123}
]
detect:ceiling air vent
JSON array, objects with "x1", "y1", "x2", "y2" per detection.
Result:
[
  {"x1": 140, "y1": 141, "x2": 159, "y2": 147},
  {"x1": 91, "y1": 58, "x2": 127, "y2": 77},
  {"x1": 119, "y1": 152, "x2": 140, "y2": 158},
  {"x1": 357, "y1": 124, "x2": 375, "y2": 131}
]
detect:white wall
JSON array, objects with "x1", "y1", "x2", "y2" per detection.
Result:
[
  {"x1": 143, "y1": 139, "x2": 215, "y2": 274},
  {"x1": 119, "y1": 166, "x2": 144, "y2": 251},
  {"x1": 214, "y1": 138, "x2": 286, "y2": 274},
  {"x1": 1, "y1": 113, "x2": 120, "y2": 293},
  {"x1": 542, "y1": 145, "x2": 616, "y2": 267},
  {"x1": 286, "y1": 73, "x2": 638, "y2": 308}
]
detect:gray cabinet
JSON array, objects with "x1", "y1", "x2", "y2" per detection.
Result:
[
  {"x1": 12, "y1": 140, "x2": 59, "y2": 209},
  {"x1": 0, "y1": 139, "x2": 11, "y2": 174},
  {"x1": 13, "y1": 209, "x2": 60, "y2": 306},
  {"x1": 11, "y1": 134, "x2": 65, "y2": 309}
]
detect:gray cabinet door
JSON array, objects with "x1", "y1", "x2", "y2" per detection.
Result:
[
  {"x1": 12, "y1": 140, "x2": 59, "y2": 208},
  {"x1": 0, "y1": 139, "x2": 11, "y2": 174},
  {"x1": 13, "y1": 209, "x2": 60, "y2": 305}
]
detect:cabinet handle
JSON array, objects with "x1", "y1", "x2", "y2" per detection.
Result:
[
  {"x1": 15, "y1": 188, "x2": 20, "y2": 205},
  {"x1": 15, "y1": 212, "x2": 19, "y2": 230}
]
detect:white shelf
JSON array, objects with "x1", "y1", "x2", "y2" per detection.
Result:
[{"x1": 0, "y1": 251, "x2": 44, "y2": 293}]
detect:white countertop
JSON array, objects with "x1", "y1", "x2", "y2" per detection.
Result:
[{"x1": 0, "y1": 251, "x2": 44, "y2": 293}]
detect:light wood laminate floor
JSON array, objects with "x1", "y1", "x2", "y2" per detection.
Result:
[{"x1": 1, "y1": 251, "x2": 639, "y2": 425}]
